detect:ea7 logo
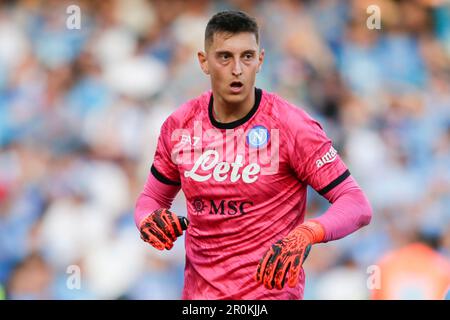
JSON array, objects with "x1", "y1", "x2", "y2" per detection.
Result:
[
  {"x1": 316, "y1": 146, "x2": 338, "y2": 168},
  {"x1": 181, "y1": 135, "x2": 200, "y2": 146}
]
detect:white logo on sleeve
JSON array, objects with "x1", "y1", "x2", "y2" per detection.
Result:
[{"x1": 316, "y1": 146, "x2": 338, "y2": 168}]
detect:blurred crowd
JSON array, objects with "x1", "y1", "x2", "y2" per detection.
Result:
[{"x1": 0, "y1": 0, "x2": 449, "y2": 300}]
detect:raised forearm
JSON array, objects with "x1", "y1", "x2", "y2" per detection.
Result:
[{"x1": 134, "y1": 172, "x2": 180, "y2": 228}]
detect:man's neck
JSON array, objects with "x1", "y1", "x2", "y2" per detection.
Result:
[{"x1": 212, "y1": 89, "x2": 255, "y2": 123}]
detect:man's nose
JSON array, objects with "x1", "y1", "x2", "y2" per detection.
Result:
[{"x1": 232, "y1": 60, "x2": 243, "y2": 76}]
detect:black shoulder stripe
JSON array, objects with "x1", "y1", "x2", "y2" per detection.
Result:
[
  {"x1": 318, "y1": 169, "x2": 351, "y2": 195},
  {"x1": 151, "y1": 165, "x2": 181, "y2": 186}
]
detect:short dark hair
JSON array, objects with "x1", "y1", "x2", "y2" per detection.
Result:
[{"x1": 205, "y1": 10, "x2": 259, "y2": 48}]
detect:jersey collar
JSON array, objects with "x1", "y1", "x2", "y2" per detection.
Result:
[{"x1": 208, "y1": 88, "x2": 262, "y2": 129}]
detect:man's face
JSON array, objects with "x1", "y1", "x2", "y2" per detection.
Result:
[{"x1": 198, "y1": 32, "x2": 264, "y2": 105}]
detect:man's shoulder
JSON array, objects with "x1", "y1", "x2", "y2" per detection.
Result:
[
  {"x1": 163, "y1": 90, "x2": 211, "y2": 129},
  {"x1": 263, "y1": 90, "x2": 317, "y2": 129}
]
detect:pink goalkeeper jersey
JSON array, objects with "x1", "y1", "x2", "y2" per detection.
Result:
[{"x1": 151, "y1": 88, "x2": 349, "y2": 300}]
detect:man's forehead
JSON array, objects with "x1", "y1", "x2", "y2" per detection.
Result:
[{"x1": 207, "y1": 32, "x2": 259, "y2": 52}]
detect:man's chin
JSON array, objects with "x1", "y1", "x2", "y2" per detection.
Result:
[
  {"x1": 221, "y1": 90, "x2": 250, "y2": 105},
  {"x1": 224, "y1": 95, "x2": 245, "y2": 105}
]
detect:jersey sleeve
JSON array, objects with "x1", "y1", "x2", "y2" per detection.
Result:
[
  {"x1": 288, "y1": 110, "x2": 349, "y2": 195},
  {"x1": 151, "y1": 117, "x2": 181, "y2": 186}
]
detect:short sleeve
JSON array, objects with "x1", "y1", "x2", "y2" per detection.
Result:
[
  {"x1": 288, "y1": 111, "x2": 349, "y2": 195},
  {"x1": 151, "y1": 118, "x2": 181, "y2": 186}
]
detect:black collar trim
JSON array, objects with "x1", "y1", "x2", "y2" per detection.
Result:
[{"x1": 208, "y1": 88, "x2": 262, "y2": 129}]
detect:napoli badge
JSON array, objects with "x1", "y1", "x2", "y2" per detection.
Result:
[{"x1": 247, "y1": 125, "x2": 270, "y2": 148}]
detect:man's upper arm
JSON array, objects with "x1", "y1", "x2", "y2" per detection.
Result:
[
  {"x1": 151, "y1": 118, "x2": 181, "y2": 186},
  {"x1": 288, "y1": 111, "x2": 349, "y2": 195}
]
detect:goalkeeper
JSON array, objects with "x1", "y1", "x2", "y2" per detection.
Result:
[{"x1": 135, "y1": 10, "x2": 372, "y2": 299}]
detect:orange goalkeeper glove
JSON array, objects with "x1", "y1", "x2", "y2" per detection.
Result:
[
  {"x1": 139, "y1": 208, "x2": 189, "y2": 250},
  {"x1": 255, "y1": 220, "x2": 325, "y2": 290}
]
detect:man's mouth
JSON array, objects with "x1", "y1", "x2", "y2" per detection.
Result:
[{"x1": 230, "y1": 81, "x2": 243, "y2": 93}]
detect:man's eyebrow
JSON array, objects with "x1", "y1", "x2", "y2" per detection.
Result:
[
  {"x1": 214, "y1": 50, "x2": 232, "y2": 55},
  {"x1": 214, "y1": 49, "x2": 257, "y2": 55}
]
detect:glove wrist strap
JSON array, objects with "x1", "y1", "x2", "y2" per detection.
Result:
[{"x1": 296, "y1": 220, "x2": 326, "y2": 244}]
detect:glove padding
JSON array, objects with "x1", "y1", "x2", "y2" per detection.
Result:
[
  {"x1": 139, "y1": 208, "x2": 189, "y2": 250},
  {"x1": 255, "y1": 221, "x2": 324, "y2": 290}
]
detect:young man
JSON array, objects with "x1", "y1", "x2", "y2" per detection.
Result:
[{"x1": 135, "y1": 10, "x2": 372, "y2": 299}]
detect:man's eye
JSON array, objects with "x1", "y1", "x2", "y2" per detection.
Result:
[
  {"x1": 220, "y1": 54, "x2": 230, "y2": 60},
  {"x1": 244, "y1": 54, "x2": 254, "y2": 60}
]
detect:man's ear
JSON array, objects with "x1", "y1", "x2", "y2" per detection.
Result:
[
  {"x1": 257, "y1": 48, "x2": 265, "y2": 73},
  {"x1": 197, "y1": 51, "x2": 209, "y2": 75}
]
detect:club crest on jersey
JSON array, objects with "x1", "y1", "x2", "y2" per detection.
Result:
[{"x1": 247, "y1": 125, "x2": 269, "y2": 148}]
